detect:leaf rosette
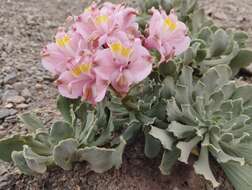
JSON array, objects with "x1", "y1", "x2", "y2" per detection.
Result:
[{"x1": 152, "y1": 64, "x2": 252, "y2": 189}]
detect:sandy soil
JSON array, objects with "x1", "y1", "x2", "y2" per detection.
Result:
[{"x1": 0, "y1": 0, "x2": 251, "y2": 189}]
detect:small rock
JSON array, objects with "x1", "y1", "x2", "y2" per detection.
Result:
[
  {"x1": 1, "y1": 66, "x2": 12, "y2": 73},
  {"x1": 1, "y1": 90, "x2": 19, "y2": 102},
  {"x1": 4, "y1": 103, "x2": 14, "y2": 108},
  {"x1": 3, "y1": 72, "x2": 17, "y2": 84},
  {"x1": 35, "y1": 83, "x2": 43, "y2": 90},
  {"x1": 0, "y1": 108, "x2": 17, "y2": 120},
  {"x1": 16, "y1": 103, "x2": 29, "y2": 109},
  {"x1": 213, "y1": 12, "x2": 227, "y2": 20},
  {"x1": 6, "y1": 96, "x2": 25, "y2": 104},
  {"x1": 4, "y1": 115, "x2": 17, "y2": 124},
  {"x1": 13, "y1": 82, "x2": 26, "y2": 91},
  {"x1": 21, "y1": 88, "x2": 31, "y2": 98}
]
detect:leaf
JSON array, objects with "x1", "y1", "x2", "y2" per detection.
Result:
[
  {"x1": 50, "y1": 121, "x2": 74, "y2": 144},
  {"x1": 176, "y1": 136, "x2": 201, "y2": 163},
  {"x1": 232, "y1": 85, "x2": 252, "y2": 104},
  {"x1": 230, "y1": 49, "x2": 252, "y2": 76},
  {"x1": 148, "y1": 126, "x2": 174, "y2": 150},
  {"x1": 11, "y1": 151, "x2": 35, "y2": 175},
  {"x1": 79, "y1": 111, "x2": 98, "y2": 145},
  {"x1": 122, "y1": 120, "x2": 142, "y2": 142},
  {"x1": 209, "y1": 29, "x2": 229, "y2": 57},
  {"x1": 161, "y1": 76, "x2": 175, "y2": 98},
  {"x1": 183, "y1": 47, "x2": 194, "y2": 65},
  {"x1": 19, "y1": 113, "x2": 44, "y2": 132},
  {"x1": 74, "y1": 102, "x2": 89, "y2": 123},
  {"x1": 0, "y1": 135, "x2": 33, "y2": 162},
  {"x1": 53, "y1": 139, "x2": 78, "y2": 170},
  {"x1": 193, "y1": 147, "x2": 220, "y2": 188},
  {"x1": 57, "y1": 95, "x2": 79, "y2": 124},
  {"x1": 159, "y1": 60, "x2": 177, "y2": 77},
  {"x1": 168, "y1": 121, "x2": 195, "y2": 139},
  {"x1": 144, "y1": 133, "x2": 161, "y2": 158},
  {"x1": 159, "y1": 148, "x2": 180, "y2": 175},
  {"x1": 221, "y1": 162, "x2": 252, "y2": 190},
  {"x1": 92, "y1": 110, "x2": 115, "y2": 146},
  {"x1": 198, "y1": 27, "x2": 213, "y2": 42},
  {"x1": 77, "y1": 138, "x2": 126, "y2": 173},
  {"x1": 23, "y1": 145, "x2": 51, "y2": 174}
]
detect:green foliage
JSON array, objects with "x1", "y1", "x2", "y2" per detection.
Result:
[
  {"x1": 19, "y1": 113, "x2": 44, "y2": 132},
  {"x1": 153, "y1": 65, "x2": 252, "y2": 189},
  {"x1": 0, "y1": 96, "x2": 128, "y2": 175}
]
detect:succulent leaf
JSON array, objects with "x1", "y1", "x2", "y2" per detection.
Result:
[
  {"x1": 11, "y1": 151, "x2": 35, "y2": 175},
  {"x1": 221, "y1": 162, "x2": 252, "y2": 190},
  {"x1": 23, "y1": 145, "x2": 52, "y2": 174},
  {"x1": 144, "y1": 133, "x2": 162, "y2": 158},
  {"x1": 77, "y1": 138, "x2": 126, "y2": 173},
  {"x1": 161, "y1": 64, "x2": 252, "y2": 187},
  {"x1": 159, "y1": 148, "x2": 180, "y2": 175},
  {"x1": 19, "y1": 113, "x2": 44, "y2": 132},
  {"x1": 50, "y1": 121, "x2": 74, "y2": 144},
  {"x1": 230, "y1": 49, "x2": 252, "y2": 76},
  {"x1": 53, "y1": 138, "x2": 78, "y2": 170},
  {"x1": 57, "y1": 95, "x2": 79, "y2": 124},
  {"x1": 193, "y1": 146, "x2": 220, "y2": 188},
  {"x1": 0, "y1": 135, "x2": 33, "y2": 162},
  {"x1": 209, "y1": 29, "x2": 229, "y2": 57},
  {"x1": 148, "y1": 126, "x2": 173, "y2": 150}
]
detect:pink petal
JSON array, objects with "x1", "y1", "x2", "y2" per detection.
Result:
[
  {"x1": 94, "y1": 49, "x2": 117, "y2": 81},
  {"x1": 94, "y1": 78, "x2": 109, "y2": 102},
  {"x1": 111, "y1": 71, "x2": 132, "y2": 94}
]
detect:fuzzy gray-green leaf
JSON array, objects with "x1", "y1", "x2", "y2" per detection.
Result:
[
  {"x1": 209, "y1": 29, "x2": 229, "y2": 57},
  {"x1": 0, "y1": 135, "x2": 33, "y2": 162},
  {"x1": 53, "y1": 139, "x2": 78, "y2": 170},
  {"x1": 77, "y1": 139, "x2": 126, "y2": 173},
  {"x1": 11, "y1": 151, "x2": 35, "y2": 175},
  {"x1": 159, "y1": 148, "x2": 180, "y2": 175},
  {"x1": 148, "y1": 126, "x2": 174, "y2": 150},
  {"x1": 19, "y1": 113, "x2": 44, "y2": 132},
  {"x1": 50, "y1": 121, "x2": 74, "y2": 144}
]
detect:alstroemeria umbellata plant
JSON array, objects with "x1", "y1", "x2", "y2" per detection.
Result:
[{"x1": 1, "y1": 0, "x2": 252, "y2": 190}]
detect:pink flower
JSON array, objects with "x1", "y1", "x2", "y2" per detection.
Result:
[
  {"x1": 74, "y1": 3, "x2": 139, "y2": 48},
  {"x1": 56, "y1": 66, "x2": 109, "y2": 105},
  {"x1": 94, "y1": 39, "x2": 153, "y2": 94},
  {"x1": 145, "y1": 8, "x2": 191, "y2": 62},
  {"x1": 41, "y1": 3, "x2": 156, "y2": 104},
  {"x1": 41, "y1": 30, "x2": 88, "y2": 75}
]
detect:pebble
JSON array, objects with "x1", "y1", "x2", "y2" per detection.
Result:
[
  {"x1": 3, "y1": 72, "x2": 17, "y2": 84},
  {"x1": 0, "y1": 108, "x2": 17, "y2": 120},
  {"x1": 4, "y1": 103, "x2": 14, "y2": 108},
  {"x1": 16, "y1": 103, "x2": 29, "y2": 109},
  {"x1": 35, "y1": 83, "x2": 43, "y2": 90},
  {"x1": 21, "y1": 88, "x2": 31, "y2": 98},
  {"x1": 6, "y1": 96, "x2": 25, "y2": 104},
  {"x1": 1, "y1": 90, "x2": 19, "y2": 102},
  {"x1": 4, "y1": 115, "x2": 17, "y2": 124},
  {"x1": 13, "y1": 82, "x2": 26, "y2": 91}
]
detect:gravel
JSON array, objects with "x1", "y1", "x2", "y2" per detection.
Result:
[{"x1": 0, "y1": 109, "x2": 17, "y2": 120}]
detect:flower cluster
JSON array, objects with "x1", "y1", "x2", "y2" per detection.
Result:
[
  {"x1": 41, "y1": 3, "x2": 190, "y2": 104},
  {"x1": 145, "y1": 8, "x2": 191, "y2": 61}
]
